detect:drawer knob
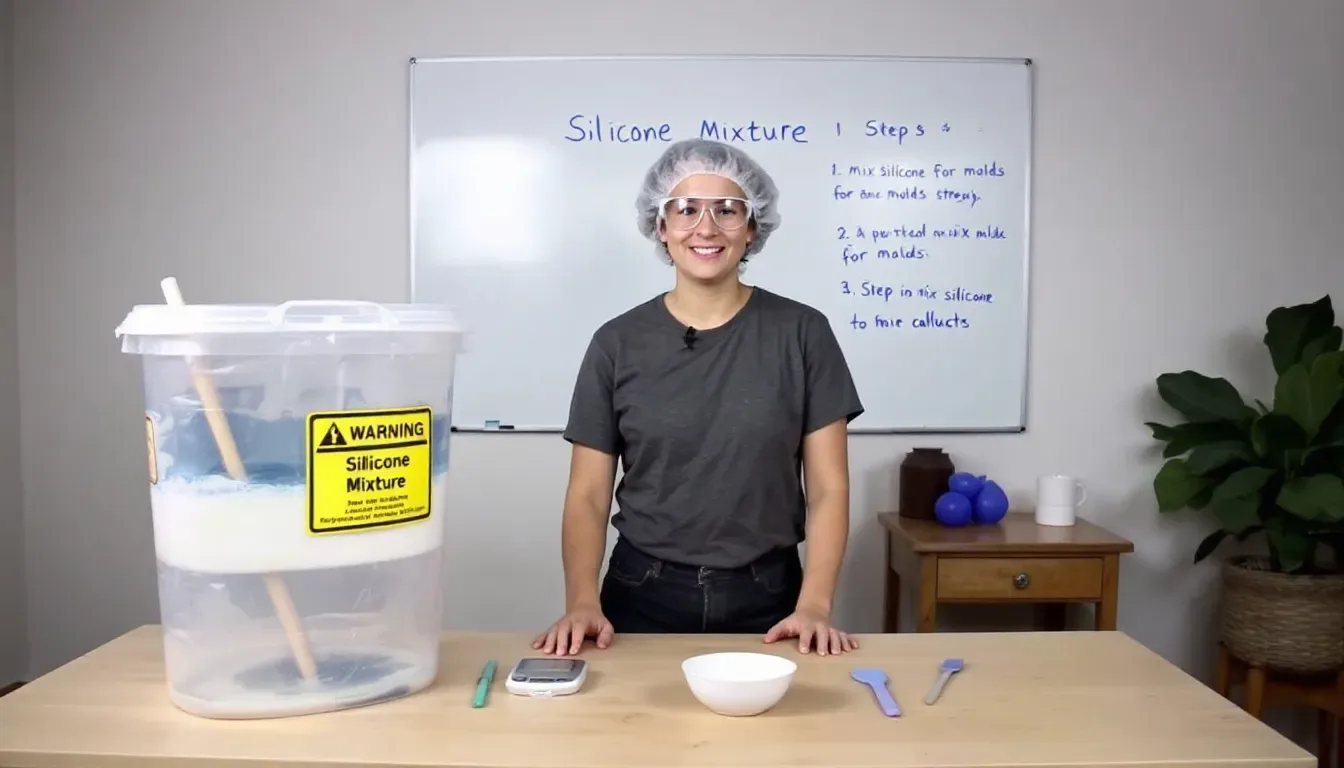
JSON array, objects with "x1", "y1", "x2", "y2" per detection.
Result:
[{"x1": 1013, "y1": 572, "x2": 1031, "y2": 589}]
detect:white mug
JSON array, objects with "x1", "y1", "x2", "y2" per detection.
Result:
[{"x1": 1036, "y1": 474, "x2": 1087, "y2": 527}]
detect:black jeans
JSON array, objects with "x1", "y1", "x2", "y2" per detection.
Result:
[{"x1": 599, "y1": 537, "x2": 803, "y2": 634}]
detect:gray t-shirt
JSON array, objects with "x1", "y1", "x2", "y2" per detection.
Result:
[{"x1": 563, "y1": 287, "x2": 864, "y2": 569}]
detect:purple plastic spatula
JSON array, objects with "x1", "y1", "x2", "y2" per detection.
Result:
[
  {"x1": 850, "y1": 668, "x2": 901, "y2": 717},
  {"x1": 925, "y1": 658, "x2": 964, "y2": 705}
]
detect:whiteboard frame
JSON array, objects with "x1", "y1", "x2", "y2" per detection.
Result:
[{"x1": 407, "y1": 54, "x2": 1035, "y2": 435}]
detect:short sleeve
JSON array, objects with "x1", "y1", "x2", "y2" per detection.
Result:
[
  {"x1": 562, "y1": 331, "x2": 622, "y2": 455},
  {"x1": 801, "y1": 312, "x2": 864, "y2": 434}
]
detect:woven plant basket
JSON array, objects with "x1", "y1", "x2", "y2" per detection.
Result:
[{"x1": 1220, "y1": 555, "x2": 1344, "y2": 674}]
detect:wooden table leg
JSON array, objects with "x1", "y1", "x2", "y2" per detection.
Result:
[
  {"x1": 1332, "y1": 668, "x2": 1344, "y2": 768},
  {"x1": 1316, "y1": 710, "x2": 1331, "y2": 768},
  {"x1": 883, "y1": 534, "x2": 901, "y2": 633},
  {"x1": 1215, "y1": 644, "x2": 1231, "y2": 698},
  {"x1": 917, "y1": 555, "x2": 938, "y2": 632},
  {"x1": 1334, "y1": 714, "x2": 1342, "y2": 768},
  {"x1": 1244, "y1": 663, "x2": 1267, "y2": 719},
  {"x1": 1095, "y1": 554, "x2": 1120, "y2": 630}
]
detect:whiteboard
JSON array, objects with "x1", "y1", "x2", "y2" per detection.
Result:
[{"x1": 409, "y1": 55, "x2": 1033, "y2": 433}]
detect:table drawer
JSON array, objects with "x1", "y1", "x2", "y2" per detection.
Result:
[{"x1": 936, "y1": 556, "x2": 1104, "y2": 600}]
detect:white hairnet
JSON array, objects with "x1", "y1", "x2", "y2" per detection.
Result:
[{"x1": 635, "y1": 139, "x2": 781, "y2": 262}]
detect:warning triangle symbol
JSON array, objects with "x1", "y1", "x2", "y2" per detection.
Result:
[{"x1": 319, "y1": 424, "x2": 348, "y2": 447}]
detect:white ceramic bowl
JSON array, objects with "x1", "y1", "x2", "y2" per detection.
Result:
[{"x1": 681, "y1": 652, "x2": 798, "y2": 716}]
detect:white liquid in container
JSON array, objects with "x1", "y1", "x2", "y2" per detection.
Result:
[{"x1": 150, "y1": 476, "x2": 448, "y2": 573}]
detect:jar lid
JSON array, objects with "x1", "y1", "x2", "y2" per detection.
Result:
[{"x1": 116, "y1": 300, "x2": 464, "y2": 356}]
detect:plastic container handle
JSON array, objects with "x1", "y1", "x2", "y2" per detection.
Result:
[{"x1": 267, "y1": 300, "x2": 398, "y2": 328}]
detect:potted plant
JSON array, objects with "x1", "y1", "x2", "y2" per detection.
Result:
[{"x1": 1147, "y1": 295, "x2": 1344, "y2": 674}]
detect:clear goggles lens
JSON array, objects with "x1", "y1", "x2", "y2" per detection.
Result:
[{"x1": 659, "y1": 197, "x2": 752, "y2": 231}]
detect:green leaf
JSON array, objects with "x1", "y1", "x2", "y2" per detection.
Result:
[
  {"x1": 1302, "y1": 446, "x2": 1344, "y2": 476},
  {"x1": 1264, "y1": 296, "x2": 1336, "y2": 375},
  {"x1": 1233, "y1": 524, "x2": 1264, "y2": 542},
  {"x1": 1193, "y1": 529, "x2": 1227, "y2": 563},
  {"x1": 1213, "y1": 497, "x2": 1264, "y2": 534},
  {"x1": 1186, "y1": 441, "x2": 1255, "y2": 475},
  {"x1": 1277, "y1": 474, "x2": 1344, "y2": 522},
  {"x1": 1302, "y1": 326, "x2": 1344, "y2": 363},
  {"x1": 1156, "y1": 371, "x2": 1255, "y2": 423},
  {"x1": 1209, "y1": 466, "x2": 1276, "y2": 533},
  {"x1": 1266, "y1": 521, "x2": 1311, "y2": 573},
  {"x1": 1188, "y1": 483, "x2": 1215, "y2": 510},
  {"x1": 1273, "y1": 351, "x2": 1344, "y2": 436},
  {"x1": 1250, "y1": 413, "x2": 1308, "y2": 468},
  {"x1": 1154, "y1": 459, "x2": 1211, "y2": 512},
  {"x1": 1216, "y1": 465, "x2": 1277, "y2": 497},
  {"x1": 1145, "y1": 420, "x2": 1247, "y2": 458},
  {"x1": 1314, "y1": 398, "x2": 1344, "y2": 448}
]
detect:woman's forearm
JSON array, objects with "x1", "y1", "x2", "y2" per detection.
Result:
[
  {"x1": 797, "y1": 490, "x2": 849, "y2": 615},
  {"x1": 561, "y1": 500, "x2": 609, "y2": 609}
]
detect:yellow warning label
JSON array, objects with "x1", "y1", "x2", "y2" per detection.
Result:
[{"x1": 305, "y1": 406, "x2": 433, "y2": 535}]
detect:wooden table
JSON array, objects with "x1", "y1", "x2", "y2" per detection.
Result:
[
  {"x1": 0, "y1": 625, "x2": 1312, "y2": 768},
  {"x1": 880, "y1": 511, "x2": 1135, "y2": 633}
]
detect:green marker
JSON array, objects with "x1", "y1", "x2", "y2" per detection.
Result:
[{"x1": 472, "y1": 660, "x2": 498, "y2": 708}]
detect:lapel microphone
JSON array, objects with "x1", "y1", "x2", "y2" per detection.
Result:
[{"x1": 683, "y1": 327, "x2": 698, "y2": 349}]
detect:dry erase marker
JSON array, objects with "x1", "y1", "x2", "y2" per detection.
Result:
[{"x1": 472, "y1": 660, "x2": 498, "y2": 708}]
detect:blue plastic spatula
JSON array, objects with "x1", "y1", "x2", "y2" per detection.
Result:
[
  {"x1": 850, "y1": 668, "x2": 901, "y2": 717},
  {"x1": 924, "y1": 658, "x2": 964, "y2": 705}
]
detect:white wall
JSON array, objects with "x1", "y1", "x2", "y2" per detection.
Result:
[{"x1": 11, "y1": 0, "x2": 1344, "y2": 693}]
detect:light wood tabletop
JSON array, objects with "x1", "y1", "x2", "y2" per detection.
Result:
[
  {"x1": 880, "y1": 511, "x2": 1135, "y2": 556},
  {"x1": 0, "y1": 625, "x2": 1313, "y2": 768}
]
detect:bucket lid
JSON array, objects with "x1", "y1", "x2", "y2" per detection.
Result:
[{"x1": 115, "y1": 300, "x2": 464, "y2": 355}]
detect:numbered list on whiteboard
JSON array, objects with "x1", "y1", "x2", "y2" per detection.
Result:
[{"x1": 828, "y1": 121, "x2": 1012, "y2": 336}]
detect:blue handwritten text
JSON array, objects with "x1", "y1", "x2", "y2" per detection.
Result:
[
  {"x1": 841, "y1": 243, "x2": 928, "y2": 265},
  {"x1": 565, "y1": 114, "x2": 673, "y2": 144},
  {"x1": 562, "y1": 119, "x2": 984, "y2": 144},
  {"x1": 849, "y1": 310, "x2": 972, "y2": 331},
  {"x1": 699, "y1": 120, "x2": 808, "y2": 144},
  {"x1": 832, "y1": 162, "x2": 1007, "y2": 179}
]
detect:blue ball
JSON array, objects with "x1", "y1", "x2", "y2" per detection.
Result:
[
  {"x1": 949, "y1": 472, "x2": 987, "y2": 502},
  {"x1": 935, "y1": 491, "x2": 974, "y2": 527},
  {"x1": 973, "y1": 480, "x2": 1010, "y2": 525}
]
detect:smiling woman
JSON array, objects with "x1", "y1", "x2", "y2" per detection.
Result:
[
  {"x1": 532, "y1": 139, "x2": 867, "y2": 659},
  {"x1": 657, "y1": 177, "x2": 756, "y2": 282}
]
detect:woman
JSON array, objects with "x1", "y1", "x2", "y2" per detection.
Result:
[{"x1": 533, "y1": 138, "x2": 864, "y2": 657}]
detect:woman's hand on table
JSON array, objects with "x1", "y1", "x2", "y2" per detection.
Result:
[
  {"x1": 763, "y1": 606, "x2": 859, "y2": 656},
  {"x1": 533, "y1": 603, "x2": 615, "y2": 655}
]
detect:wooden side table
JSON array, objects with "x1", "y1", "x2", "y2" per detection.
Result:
[{"x1": 879, "y1": 511, "x2": 1134, "y2": 633}]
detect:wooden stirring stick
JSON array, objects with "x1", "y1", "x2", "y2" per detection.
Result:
[{"x1": 160, "y1": 277, "x2": 319, "y2": 682}]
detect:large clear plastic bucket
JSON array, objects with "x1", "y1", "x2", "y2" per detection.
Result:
[{"x1": 115, "y1": 299, "x2": 462, "y2": 719}]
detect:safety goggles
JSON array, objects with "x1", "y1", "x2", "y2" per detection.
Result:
[{"x1": 657, "y1": 196, "x2": 754, "y2": 231}]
